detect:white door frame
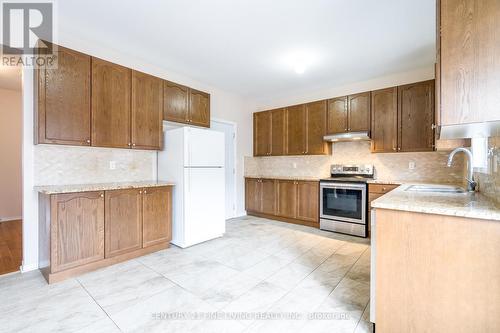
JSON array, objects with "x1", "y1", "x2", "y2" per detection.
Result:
[{"x1": 210, "y1": 118, "x2": 237, "y2": 219}]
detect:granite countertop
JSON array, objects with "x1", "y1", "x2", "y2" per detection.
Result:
[
  {"x1": 244, "y1": 175, "x2": 321, "y2": 181},
  {"x1": 35, "y1": 181, "x2": 175, "y2": 194},
  {"x1": 371, "y1": 183, "x2": 500, "y2": 221}
]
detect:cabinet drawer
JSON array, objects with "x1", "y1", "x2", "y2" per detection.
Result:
[{"x1": 369, "y1": 184, "x2": 399, "y2": 195}]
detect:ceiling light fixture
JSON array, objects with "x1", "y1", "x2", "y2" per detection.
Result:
[{"x1": 283, "y1": 50, "x2": 318, "y2": 75}]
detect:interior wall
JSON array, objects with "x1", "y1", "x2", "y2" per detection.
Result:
[
  {"x1": 475, "y1": 137, "x2": 500, "y2": 203},
  {"x1": 0, "y1": 88, "x2": 22, "y2": 221},
  {"x1": 245, "y1": 141, "x2": 465, "y2": 184}
]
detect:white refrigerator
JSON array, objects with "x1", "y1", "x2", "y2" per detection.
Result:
[{"x1": 157, "y1": 127, "x2": 225, "y2": 248}]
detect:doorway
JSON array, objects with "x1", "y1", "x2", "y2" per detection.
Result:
[
  {"x1": 0, "y1": 65, "x2": 23, "y2": 275},
  {"x1": 210, "y1": 119, "x2": 237, "y2": 219}
]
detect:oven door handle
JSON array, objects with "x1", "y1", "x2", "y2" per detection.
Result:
[{"x1": 320, "y1": 183, "x2": 366, "y2": 190}]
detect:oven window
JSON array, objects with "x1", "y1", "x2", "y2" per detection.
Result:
[{"x1": 322, "y1": 187, "x2": 362, "y2": 220}]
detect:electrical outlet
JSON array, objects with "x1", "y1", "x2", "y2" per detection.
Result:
[
  {"x1": 109, "y1": 161, "x2": 116, "y2": 170},
  {"x1": 408, "y1": 161, "x2": 416, "y2": 170},
  {"x1": 292, "y1": 162, "x2": 297, "y2": 169}
]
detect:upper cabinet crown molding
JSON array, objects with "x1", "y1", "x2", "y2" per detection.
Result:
[{"x1": 438, "y1": 0, "x2": 500, "y2": 138}]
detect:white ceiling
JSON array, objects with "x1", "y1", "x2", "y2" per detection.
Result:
[
  {"x1": 59, "y1": 0, "x2": 435, "y2": 103},
  {"x1": 0, "y1": 65, "x2": 22, "y2": 91}
]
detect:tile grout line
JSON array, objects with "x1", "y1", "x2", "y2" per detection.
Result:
[{"x1": 75, "y1": 278, "x2": 124, "y2": 333}]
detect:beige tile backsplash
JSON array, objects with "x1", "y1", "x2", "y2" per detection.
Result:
[
  {"x1": 245, "y1": 141, "x2": 465, "y2": 184},
  {"x1": 34, "y1": 145, "x2": 156, "y2": 186},
  {"x1": 475, "y1": 137, "x2": 500, "y2": 203}
]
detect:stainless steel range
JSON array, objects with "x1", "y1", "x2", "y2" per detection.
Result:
[{"x1": 320, "y1": 164, "x2": 374, "y2": 238}]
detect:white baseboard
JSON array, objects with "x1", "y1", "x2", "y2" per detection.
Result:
[
  {"x1": 20, "y1": 263, "x2": 38, "y2": 273},
  {"x1": 0, "y1": 216, "x2": 22, "y2": 223}
]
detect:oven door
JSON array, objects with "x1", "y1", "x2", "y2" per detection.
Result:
[{"x1": 320, "y1": 182, "x2": 366, "y2": 224}]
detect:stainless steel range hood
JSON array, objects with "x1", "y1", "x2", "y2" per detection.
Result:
[{"x1": 323, "y1": 131, "x2": 371, "y2": 142}]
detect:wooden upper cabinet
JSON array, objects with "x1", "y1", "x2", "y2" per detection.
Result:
[
  {"x1": 270, "y1": 108, "x2": 286, "y2": 156},
  {"x1": 91, "y1": 58, "x2": 131, "y2": 148},
  {"x1": 398, "y1": 81, "x2": 435, "y2": 152},
  {"x1": 440, "y1": 0, "x2": 500, "y2": 126},
  {"x1": 296, "y1": 181, "x2": 319, "y2": 222},
  {"x1": 142, "y1": 187, "x2": 172, "y2": 248},
  {"x1": 276, "y1": 180, "x2": 297, "y2": 219},
  {"x1": 348, "y1": 92, "x2": 371, "y2": 132},
  {"x1": 163, "y1": 81, "x2": 189, "y2": 123},
  {"x1": 371, "y1": 87, "x2": 398, "y2": 153},
  {"x1": 189, "y1": 89, "x2": 210, "y2": 127},
  {"x1": 327, "y1": 97, "x2": 348, "y2": 134},
  {"x1": 36, "y1": 46, "x2": 91, "y2": 146},
  {"x1": 260, "y1": 179, "x2": 276, "y2": 215},
  {"x1": 50, "y1": 192, "x2": 104, "y2": 272},
  {"x1": 286, "y1": 104, "x2": 306, "y2": 155},
  {"x1": 245, "y1": 178, "x2": 261, "y2": 212},
  {"x1": 131, "y1": 71, "x2": 163, "y2": 150},
  {"x1": 105, "y1": 189, "x2": 143, "y2": 258},
  {"x1": 305, "y1": 100, "x2": 329, "y2": 155},
  {"x1": 254, "y1": 111, "x2": 271, "y2": 156}
]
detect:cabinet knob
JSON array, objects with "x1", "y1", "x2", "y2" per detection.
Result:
[
  {"x1": 393, "y1": 147, "x2": 396, "y2": 151},
  {"x1": 128, "y1": 142, "x2": 132, "y2": 147},
  {"x1": 86, "y1": 139, "x2": 91, "y2": 144},
  {"x1": 132, "y1": 143, "x2": 136, "y2": 147},
  {"x1": 100, "y1": 193, "x2": 104, "y2": 198},
  {"x1": 139, "y1": 190, "x2": 143, "y2": 194},
  {"x1": 144, "y1": 190, "x2": 147, "y2": 194}
]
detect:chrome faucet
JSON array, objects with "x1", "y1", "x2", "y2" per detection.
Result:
[{"x1": 447, "y1": 147, "x2": 477, "y2": 192}]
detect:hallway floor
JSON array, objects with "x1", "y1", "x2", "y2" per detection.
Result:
[
  {"x1": 0, "y1": 220, "x2": 22, "y2": 275},
  {"x1": 0, "y1": 216, "x2": 372, "y2": 333}
]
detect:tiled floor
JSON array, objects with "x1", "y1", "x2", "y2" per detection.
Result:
[{"x1": 0, "y1": 216, "x2": 372, "y2": 333}]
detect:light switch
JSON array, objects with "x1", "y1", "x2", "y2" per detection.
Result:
[{"x1": 109, "y1": 161, "x2": 117, "y2": 170}]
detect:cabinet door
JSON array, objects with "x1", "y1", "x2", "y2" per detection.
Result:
[
  {"x1": 296, "y1": 181, "x2": 319, "y2": 222},
  {"x1": 398, "y1": 80, "x2": 435, "y2": 152},
  {"x1": 37, "y1": 46, "x2": 91, "y2": 146},
  {"x1": 440, "y1": 0, "x2": 500, "y2": 125},
  {"x1": 189, "y1": 89, "x2": 210, "y2": 127},
  {"x1": 371, "y1": 87, "x2": 398, "y2": 153},
  {"x1": 105, "y1": 189, "x2": 143, "y2": 258},
  {"x1": 327, "y1": 97, "x2": 348, "y2": 134},
  {"x1": 270, "y1": 108, "x2": 286, "y2": 156},
  {"x1": 163, "y1": 81, "x2": 189, "y2": 124},
  {"x1": 276, "y1": 180, "x2": 297, "y2": 219},
  {"x1": 348, "y1": 92, "x2": 371, "y2": 132},
  {"x1": 254, "y1": 112, "x2": 271, "y2": 156},
  {"x1": 142, "y1": 187, "x2": 172, "y2": 248},
  {"x1": 305, "y1": 100, "x2": 329, "y2": 155},
  {"x1": 245, "y1": 178, "x2": 261, "y2": 212},
  {"x1": 131, "y1": 71, "x2": 163, "y2": 150},
  {"x1": 91, "y1": 58, "x2": 131, "y2": 148},
  {"x1": 50, "y1": 192, "x2": 104, "y2": 272},
  {"x1": 261, "y1": 179, "x2": 276, "y2": 215},
  {"x1": 286, "y1": 105, "x2": 306, "y2": 155}
]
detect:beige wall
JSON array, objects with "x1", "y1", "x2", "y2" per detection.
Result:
[
  {"x1": 0, "y1": 88, "x2": 22, "y2": 221},
  {"x1": 475, "y1": 137, "x2": 500, "y2": 203},
  {"x1": 245, "y1": 141, "x2": 465, "y2": 184},
  {"x1": 34, "y1": 145, "x2": 157, "y2": 186}
]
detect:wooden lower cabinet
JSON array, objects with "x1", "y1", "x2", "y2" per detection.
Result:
[
  {"x1": 105, "y1": 189, "x2": 143, "y2": 258},
  {"x1": 142, "y1": 187, "x2": 172, "y2": 248},
  {"x1": 297, "y1": 181, "x2": 319, "y2": 222},
  {"x1": 38, "y1": 185, "x2": 173, "y2": 283},
  {"x1": 49, "y1": 192, "x2": 105, "y2": 273},
  {"x1": 245, "y1": 178, "x2": 319, "y2": 227}
]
